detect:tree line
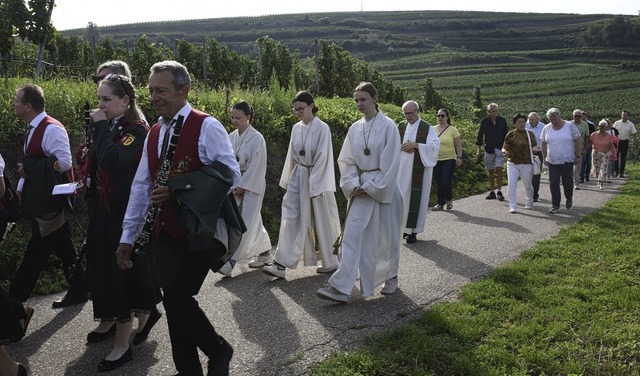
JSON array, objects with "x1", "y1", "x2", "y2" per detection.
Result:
[{"x1": 1, "y1": 0, "x2": 406, "y2": 105}]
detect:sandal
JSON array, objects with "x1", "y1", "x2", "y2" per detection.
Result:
[
  {"x1": 432, "y1": 204, "x2": 443, "y2": 211},
  {"x1": 446, "y1": 202, "x2": 453, "y2": 210}
]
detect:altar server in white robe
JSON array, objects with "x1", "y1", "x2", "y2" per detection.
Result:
[
  {"x1": 397, "y1": 100, "x2": 440, "y2": 244},
  {"x1": 262, "y1": 91, "x2": 340, "y2": 279},
  {"x1": 217, "y1": 101, "x2": 272, "y2": 277},
  {"x1": 316, "y1": 82, "x2": 404, "y2": 302}
]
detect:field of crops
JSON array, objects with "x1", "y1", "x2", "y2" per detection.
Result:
[{"x1": 374, "y1": 48, "x2": 640, "y2": 121}]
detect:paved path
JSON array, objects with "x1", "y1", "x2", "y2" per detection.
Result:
[{"x1": 7, "y1": 176, "x2": 625, "y2": 375}]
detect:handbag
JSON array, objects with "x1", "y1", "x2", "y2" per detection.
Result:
[{"x1": 526, "y1": 131, "x2": 541, "y2": 175}]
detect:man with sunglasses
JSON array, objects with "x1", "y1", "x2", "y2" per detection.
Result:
[{"x1": 397, "y1": 100, "x2": 440, "y2": 245}]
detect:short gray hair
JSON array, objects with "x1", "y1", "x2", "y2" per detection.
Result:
[
  {"x1": 546, "y1": 107, "x2": 561, "y2": 118},
  {"x1": 487, "y1": 103, "x2": 498, "y2": 111},
  {"x1": 150, "y1": 60, "x2": 191, "y2": 90},
  {"x1": 402, "y1": 100, "x2": 420, "y2": 111}
]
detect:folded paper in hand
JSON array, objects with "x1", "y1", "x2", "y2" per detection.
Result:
[{"x1": 52, "y1": 182, "x2": 80, "y2": 195}]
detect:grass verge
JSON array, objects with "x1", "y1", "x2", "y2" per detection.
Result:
[{"x1": 310, "y1": 165, "x2": 640, "y2": 376}]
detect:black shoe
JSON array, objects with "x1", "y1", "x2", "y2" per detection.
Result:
[
  {"x1": 620, "y1": 174, "x2": 625, "y2": 178},
  {"x1": 133, "y1": 308, "x2": 162, "y2": 345},
  {"x1": 52, "y1": 291, "x2": 88, "y2": 309},
  {"x1": 207, "y1": 338, "x2": 233, "y2": 376},
  {"x1": 17, "y1": 363, "x2": 27, "y2": 376},
  {"x1": 87, "y1": 323, "x2": 116, "y2": 343},
  {"x1": 486, "y1": 191, "x2": 496, "y2": 200},
  {"x1": 402, "y1": 233, "x2": 409, "y2": 239},
  {"x1": 566, "y1": 201, "x2": 573, "y2": 209},
  {"x1": 406, "y1": 234, "x2": 417, "y2": 244},
  {"x1": 97, "y1": 347, "x2": 132, "y2": 372},
  {"x1": 496, "y1": 191, "x2": 505, "y2": 201}
]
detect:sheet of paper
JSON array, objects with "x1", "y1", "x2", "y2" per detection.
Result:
[{"x1": 52, "y1": 182, "x2": 79, "y2": 195}]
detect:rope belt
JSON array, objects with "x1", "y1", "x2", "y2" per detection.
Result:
[{"x1": 357, "y1": 167, "x2": 380, "y2": 174}]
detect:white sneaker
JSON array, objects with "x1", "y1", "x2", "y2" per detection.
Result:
[
  {"x1": 262, "y1": 263, "x2": 286, "y2": 279},
  {"x1": 509, "y1": 208, "x2": 518, "y2": 213},
  {"x1": 380, "y1": 277, "x2": 398, "y2": 295},
  {"x1": 248, "y1": 253, "x2": 272, "y2": 268},
  {"x1": 217, "y1": 261, "x2": 233, "y2": 278},
  {"x1": 524, "y1": 205, "x2": 533, "y2": 210},
  {"x1": 316, "y1": 285, "x2": 348, "y2": 302}
]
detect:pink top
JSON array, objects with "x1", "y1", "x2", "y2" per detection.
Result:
[{"x1": 589, "y1": 132, "x2": 613, "y2": 153}]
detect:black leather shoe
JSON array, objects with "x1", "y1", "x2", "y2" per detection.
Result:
[
  {"x1": 133, "y1": 308, "x2": 162, "y2": 345},
  {"x1": 97, "y1": 347, "x2": 132, "y2": 372},
  {"x1": 406, "y1": 234, "x2": 417, "y2": 244},
  {"x1": 87, "y1": 323, "x2": 116, "y2": 343},
  {"x1": 207, "y1": 338, "x2": 233, "y2": 376},
  {"x1": 17, "y1": 363, "x2": 27, "y2": 376},
  {"x1": 52, "y1": 291, "x2": 88, "y2": 309}
]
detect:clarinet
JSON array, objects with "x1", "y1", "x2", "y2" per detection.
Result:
[
  {"x1": 68, "y1": 101, "x2": 93, "y2": 279},
  {"x1": 133, "y1": 115, "x2": 185, "y2": 255},
  {"x1": 84, "y1": 100, "x2": 91, "y2": 147}
]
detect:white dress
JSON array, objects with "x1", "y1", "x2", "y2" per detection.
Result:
[
  {"x1": 273, "y1": 116, "x2": 340, "y2": 270},
  {"x1": 329, "y1": 112, "x2": 403, "y2": 297},
  {"x1": 229, "y1": 125, "x2": 272, "y2": 261},
  {"x1": 397, "y1": 119, "x2": 440, "y2": 234}
]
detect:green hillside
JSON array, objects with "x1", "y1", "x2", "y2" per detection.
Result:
[{"x1": 61, "y1": 10, "x2": 640, "y2": 120}]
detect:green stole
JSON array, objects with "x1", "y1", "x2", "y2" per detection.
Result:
[{"x1": 398, "y1": 119, "x2": 431, "y2": 228}]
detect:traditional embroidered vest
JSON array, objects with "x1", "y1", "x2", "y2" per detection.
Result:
[
  {"x1": 398, "y1": 119, "x2": 431, "y2": 228},
  {"x1": 147, "y1": 110, "x2": 207, "y2": 237},
  {"x1": 25, "y1": 115, "x2": 73, "y2": 182}
]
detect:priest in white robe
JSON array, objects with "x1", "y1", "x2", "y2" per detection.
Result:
[{"x1": 397, "y1": 100, "x2": 440, "y2": 244}]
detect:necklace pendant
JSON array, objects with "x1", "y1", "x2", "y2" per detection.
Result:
[
  {"x1": 364, "y1": 148, "x2": 371, "y2": 156},
  {"x1": 299, "y1": 149, "x2": 306, "y2": 156},
  {"x1": 236, "y1": 156, "x2": 240, "y2": 162}
]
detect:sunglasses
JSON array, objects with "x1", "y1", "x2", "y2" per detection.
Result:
[
  {"x1": 437, "y1": 114, "x2": 447, "y2": 118},
  {"x1": 92, "y1": 74, "x2": 106, "y2": 84}
]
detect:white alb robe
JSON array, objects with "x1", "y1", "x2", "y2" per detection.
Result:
[
  {"x1": 229, "y1": 125, "x2": 272, "y2": 262},
  {"x1": 329, "y1": 113, "x2": 403, "y2": 297},
  {"x1": 273, "y1": 116, "x2": 340, "y2": 269},
  {"x1": 398, "y1": 118, "x2": 440, "y2": 234}
]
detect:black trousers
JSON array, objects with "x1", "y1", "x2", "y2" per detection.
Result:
[
  {"x1": 9, "y1": 220, "x2": 84, "y2": 303},
  {"x1": 618, "y1": 139, "x2": 630, "y2": 175},
  {"x1": 155, "y1": 232, "x2": 227, "y2": 375},
  {"x1": 548, "y1": 162, "x2": 574, "y2": 208}
]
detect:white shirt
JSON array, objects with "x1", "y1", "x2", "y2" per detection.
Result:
[
  {"x1": 120, "y1": 103, "x2": 240, "y2": 245},
  {"x1": 525, "y1": 121, "x2": 545, "y2": 146},
  {"x1": 18, "y1": 111, "x2": 72, "y2": 192},
  {"x1": 613, "y1": 120, "x2": 637, "y2": 141},
  {"x1": 541, "y1": 121, "x2": 581, "y2": 165}
]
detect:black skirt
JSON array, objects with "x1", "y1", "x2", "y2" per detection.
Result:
[{"x1": 86, "y1": 198, "x2": 162, "y2": 321}]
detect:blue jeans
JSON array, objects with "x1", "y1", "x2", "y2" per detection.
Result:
[
  {"x1": 548, "y1": 162, "x2": 574, "y2": 208},
  {"x1": 433, "y1": 159, "x2": 456, "y2": 206}
]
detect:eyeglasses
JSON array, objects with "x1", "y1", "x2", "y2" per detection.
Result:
[
  {"x1": 92, "y1": 74, "x2": 106, "y2": 84},
  {"x1": 573, "y1": 115, "x2": 582, "y2": 118},
  {"x1": 437, "y1": 114, "x2": 447, "y2": 118},
  {"x1": 292, "y1": 106, "x2": 307, "y2": 113},
  {"x1": 403, "y1": 110, "x2": 416, "y2": 116}
]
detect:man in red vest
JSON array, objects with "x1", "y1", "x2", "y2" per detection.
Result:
[
  {"x1": 9, "y1": 84, "x2": 87, "y2": 309},
  {"x1": 115, "y1": 61, "x2": 240, "y2": 376}
]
